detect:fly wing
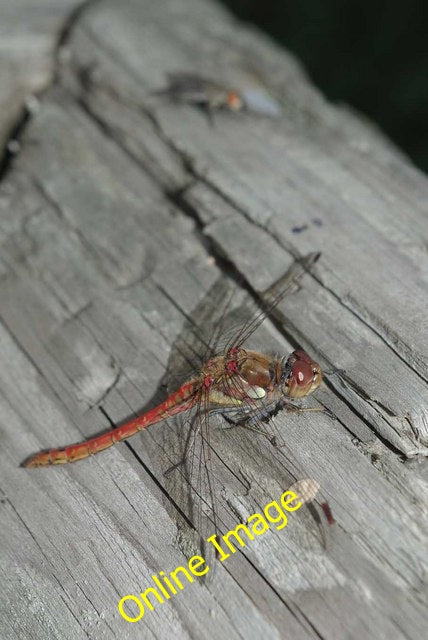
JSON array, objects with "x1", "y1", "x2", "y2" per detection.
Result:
[{"x1": 153, "y1": 73, "x2": 222, "y2": 104}]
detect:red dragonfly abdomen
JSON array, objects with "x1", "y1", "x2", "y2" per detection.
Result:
[{"x1": 23, "y1": 380, "x2": 199, "y2": 467}]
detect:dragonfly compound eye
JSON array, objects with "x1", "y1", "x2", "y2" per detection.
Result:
[
  {"x1": 292, "y1": 361, "x2": 314, "y2": 386},
  {"x1": 284, "y1": 350, "x2": 322, "y2": 398}
]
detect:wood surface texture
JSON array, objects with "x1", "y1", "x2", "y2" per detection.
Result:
[{"x1": 1, "y1": 1, "x2": 427, "y2": 639}]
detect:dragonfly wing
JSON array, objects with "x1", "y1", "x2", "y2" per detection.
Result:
[
  {"x1": 160, "y1": 384, "x2": 223, "y2": 564},
  {"x1": 231, "y1": 252, "x2": 320, "y2": 351}
]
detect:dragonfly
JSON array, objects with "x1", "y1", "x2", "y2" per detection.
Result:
[{"x1": 23, "y1": 253, "x2": 333, "y2": 535}]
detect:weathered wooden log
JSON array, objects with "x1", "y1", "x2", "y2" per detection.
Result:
[{"x1": 1, "y1": 1, "x2": 427, "y2": 638}]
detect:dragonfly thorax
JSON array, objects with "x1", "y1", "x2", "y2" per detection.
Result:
[{"x1": 219, "y1": 348, "x2": 322, "y2": 403}]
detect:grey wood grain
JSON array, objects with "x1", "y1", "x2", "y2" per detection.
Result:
[
  {"x1": 0, "y1": 0, "x2": 84, "y2": 152},
  {"x1": 1, "y1": 1, "x2": 427, "y2": 639}
]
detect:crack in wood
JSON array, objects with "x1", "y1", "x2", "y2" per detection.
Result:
[{"x1": 0, "y1": 1, "x2": 98, "y2": 183}]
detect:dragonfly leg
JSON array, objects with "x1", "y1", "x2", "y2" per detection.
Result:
[
  {"x1": 285, "y1": 405, "x2": 335, "y2": 420},
  {"x1": 286, "y1": 406, "x2": 324, "y2": 413},
  {"x1": 220, "y1": 410, "x2": 281, "y2": 446},
  {"x1": 323, "y1": 367, "x2": 346, "y2": 377},
  {"x1": 219, "y1": 399, "x2": 282, "y2": 425},
  {"x1": 239, "y1": 405, "x2": 330, "y2": 447},
  {"x1": 236, "y1": 421, "x2": 276, "y2": 440}
]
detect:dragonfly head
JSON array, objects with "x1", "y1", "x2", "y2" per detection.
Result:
[{"x1": 283, "y1": 349, "x2": 322, "y2": 398}]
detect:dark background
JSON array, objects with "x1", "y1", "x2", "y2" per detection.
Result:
[{"x1": 222, "y1": 0, "x2": 428, "y2": 174}]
